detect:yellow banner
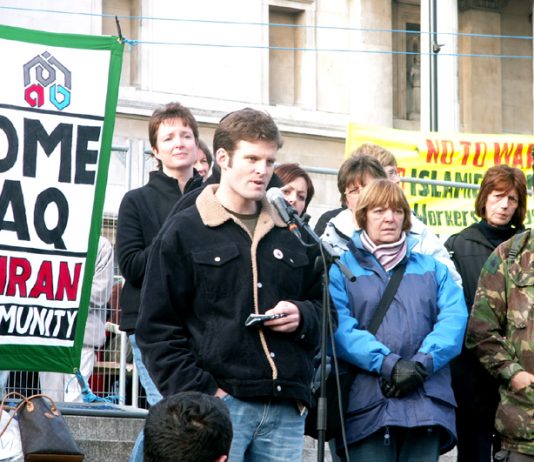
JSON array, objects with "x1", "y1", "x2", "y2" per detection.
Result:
[{"x1": 345, "y1": 124, "x2": 534, "y2": 235}]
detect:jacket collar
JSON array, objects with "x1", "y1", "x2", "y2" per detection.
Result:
[
  {"x1": 149, "y1": 169, "x2": 203, "y2": 194},
  {"x1": 195, "y1": 184, "x2": 286, "y2": 232},
  {"x1": 330, "y1": 208, "x2": 356, "y2": 238}
]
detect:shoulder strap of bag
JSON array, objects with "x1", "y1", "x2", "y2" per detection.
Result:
[
  {"x1": 367, "y1": 261, "x2": 406, "y2": 335},
  {"x1": 346, "y1": 239, "x2": 407, "y2": 335},
  {"x1": 0, "y1": 391, "x2": 30, "y2": 439},
  {"x1": 445, "y1": 234, "x2": 458, "y2": 264},
  {"x1": 507, "y1": 230, "x2": 529, "y2": 265}
]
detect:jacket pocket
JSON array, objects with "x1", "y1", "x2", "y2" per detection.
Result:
[
  {"x1": 422, "y1": 367, "x2": 457, "y2": 407},
  {"x1": 266, "y1": 244, "x2": 309, "y2": 296},
  {"x1": 346, "y1": 372, "x2": 385, "y2": 416},
  {"x1": 191, "y1": 244, "x2": 241, "y2": 298},
  {"x1": 495, "y1": 385, "x2": 534, "y2": 442}
]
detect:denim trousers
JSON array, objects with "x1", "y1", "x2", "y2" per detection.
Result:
[
  {"x1": 222, "y1": 395, "x2": 306, "y2": 462},
  {"x1": 128, "y1": 334, "x2": 162, "y2": 462}
]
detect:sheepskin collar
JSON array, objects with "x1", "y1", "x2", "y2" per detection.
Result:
[{"x1": 195, "y1": 185, "x2": 286, "y2": 235}]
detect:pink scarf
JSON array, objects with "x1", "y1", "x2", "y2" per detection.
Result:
[{"x1": 360, "y1": 231, "x2": 407, "y2": 271}]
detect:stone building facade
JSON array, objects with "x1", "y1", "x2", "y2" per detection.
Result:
[{"x1": 1, "y1": 0, "x2": 533, "y2": 222}]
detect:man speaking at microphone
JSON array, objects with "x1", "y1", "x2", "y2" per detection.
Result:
[{"x1": 136, "y1": 108, "x2": 322, "y2": 462}]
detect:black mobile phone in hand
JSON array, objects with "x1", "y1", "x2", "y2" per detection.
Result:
[{"x1": 245, "y1": 313, "x2": 287, "y2": 327}]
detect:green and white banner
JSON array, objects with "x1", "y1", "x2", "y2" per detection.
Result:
[{"x1": 0, "y1": 24, "x2": 123, "y2": 372}]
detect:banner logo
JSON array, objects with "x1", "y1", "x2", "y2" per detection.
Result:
[{"x1": 23, "y1": 51, "x2": 71, "y2": 110}]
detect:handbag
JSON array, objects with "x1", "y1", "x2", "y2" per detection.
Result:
[
  {"x1": 0, "y1": 392, "x2": 84, "y2": 462},
  {"x1": 305, "y1": 258, "x2": 407, "y2": 440}
]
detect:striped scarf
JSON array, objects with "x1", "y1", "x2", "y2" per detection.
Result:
[{"x1": 360, "y1": 231, "x2": 407, "y2": 271}]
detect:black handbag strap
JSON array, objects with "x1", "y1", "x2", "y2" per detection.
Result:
[{"x1": 367, "y1": 261, "x2": 406, "y2": 335}]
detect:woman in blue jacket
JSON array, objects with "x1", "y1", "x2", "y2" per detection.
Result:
[{"x1": 329, "y1": 179, "x2": 467, "y2": 461}]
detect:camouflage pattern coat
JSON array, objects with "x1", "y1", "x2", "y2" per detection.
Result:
[{"x1": 466, "y1": 229, "x2": 534, "y2": 456}]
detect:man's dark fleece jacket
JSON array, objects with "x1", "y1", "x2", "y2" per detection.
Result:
[
  {"x1": 136, "y1": 185, "x2": 323, "y2": 406},
  {"x1": 117, "y1": 169, "x2": 203, "y2": 333}
]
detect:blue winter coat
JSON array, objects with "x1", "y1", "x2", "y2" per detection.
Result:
[{"x1": 329, "y1": 232, "x2": 467, "y2": 452}]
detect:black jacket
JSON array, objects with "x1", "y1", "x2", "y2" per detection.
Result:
[
  {"x1": 445, "y1": 223, "x2": 521, "y2": 420},
  {"x1": 445, "y1": 223, "x2": 495, "y2": 312},
  {"x1": 136, "y1": 185, "x2": 323, "y2": 406},
  {"x1": 117, "y1": 170, "x2": 203, "y2": 332}
]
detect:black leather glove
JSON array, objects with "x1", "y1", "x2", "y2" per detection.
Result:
[{"x1": 381, "y1": 359, "x2": 428, "y2": 398}]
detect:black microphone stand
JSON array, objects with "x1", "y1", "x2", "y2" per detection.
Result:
[{"x1": 290, "y1": 212, "x2": 355, "y2": 462}]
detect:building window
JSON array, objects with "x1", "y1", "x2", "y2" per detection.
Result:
[
  {"x1": 393, "y1": 1, "x2": 421, "y2": 125},
  {"x1": 269, "y1": 6, "x2": 305, "y2": 106}
]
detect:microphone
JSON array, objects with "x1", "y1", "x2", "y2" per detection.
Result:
[{"x1": 266, "y1": 188, "x2": 302, "y2": 239}]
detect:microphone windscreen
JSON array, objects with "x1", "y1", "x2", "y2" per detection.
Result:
[{"x1": 266, "y1": 187, "x2": 284, "y2": 204}]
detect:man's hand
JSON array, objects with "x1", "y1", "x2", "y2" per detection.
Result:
[
  {"x1": 510, "y1": 371, "x2": 534, "y2": 392},
  {"x1": 264, "y1": 301, "x2": 300, "y2": 333},
  {"x1": 214, "y1": 388, "x2": 228, "y2": 399}
]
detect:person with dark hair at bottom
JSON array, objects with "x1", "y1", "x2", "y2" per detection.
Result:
[{"x1": 144, "y1": 391, "x2": 233, "y2": 462}]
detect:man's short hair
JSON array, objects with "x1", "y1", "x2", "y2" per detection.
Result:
[
  {"x1": 144, "y1": 392, "x2": 233, "y2": 462},
  {"x1": 337, "y1": 155, "x2": 386, "y2": 205},
  {"x1": 148, "y1": 102, "x2": 199, "y2": 150},
  {"x1": 213, "y1": 108, "x2": 283, "y2": 157},
  {"x1": 351, "y1": 143, "x2": 397, "y2": 168}
]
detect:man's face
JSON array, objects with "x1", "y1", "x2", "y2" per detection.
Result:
[
  {"x1": 153, "y1": 119, "x2": 197, "y2": 175},
  {"x1": 218, "y1": 140, "x2": 277, "y2": 210}
]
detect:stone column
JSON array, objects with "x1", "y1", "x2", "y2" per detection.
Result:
[
  {"x1": 420, "y1": 0, "x2": 460, "y2": 132},
  {"x1": 348, "y1": 0, "x2": 393, "y2": 127},
  {"x1": 437, "y1": 0, "x2": 460, "y2": 132},
  {"x1": 458, "y1": 2, "x2": 507, "y2": 133}
]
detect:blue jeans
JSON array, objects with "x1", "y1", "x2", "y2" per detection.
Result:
[
  {"x1": 222, "y1": 395, "x2": 306, "y2": 462},
  {"x1": 128, "y1": 334, "x2": 162, "y2": 462}
]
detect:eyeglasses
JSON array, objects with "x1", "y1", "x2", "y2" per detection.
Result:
[{"x1": 385, "y1": 167, "x2": 400, "y2": 178}]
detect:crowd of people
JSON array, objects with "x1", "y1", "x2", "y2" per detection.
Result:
[
  {"x1": 112, "y1": 101, "x2": 532, "y2": 462},
  {"x1": 3, "y1": 100, "x2": 529, "y2": 462}
]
